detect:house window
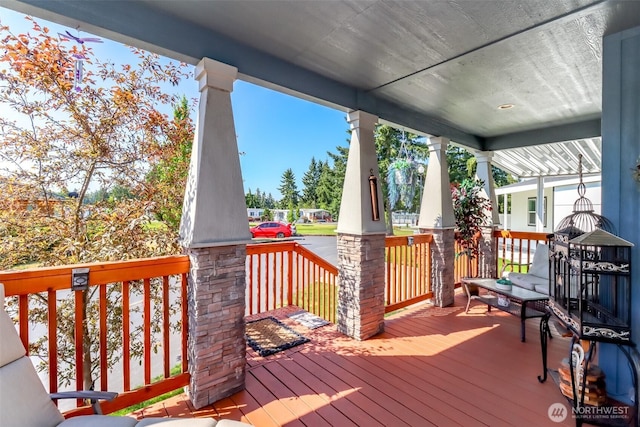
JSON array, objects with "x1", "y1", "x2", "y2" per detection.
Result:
[{"x1": 527, "y1": 197, "x2": 547, "y2": 227}]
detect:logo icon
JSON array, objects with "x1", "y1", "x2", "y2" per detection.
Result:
[{"x1": 548, "y1": 403, "x2": 568, "y2": 422}]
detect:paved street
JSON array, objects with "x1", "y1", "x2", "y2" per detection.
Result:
[{"x1": 293, "y1": 235, "x2": 338, "y2": 266}]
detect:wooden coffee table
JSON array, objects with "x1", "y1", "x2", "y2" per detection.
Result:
[{"x1": 461, "y1": 278, "x2": 549, "y2": 342}]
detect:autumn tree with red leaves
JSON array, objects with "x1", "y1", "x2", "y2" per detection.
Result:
[{"x1": 0, "y1": 16, "x2": 194, "y2": 391}]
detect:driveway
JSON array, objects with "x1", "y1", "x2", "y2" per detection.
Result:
[{"x1": 294, "y1": 235, "x2": 337, "y2": 266}]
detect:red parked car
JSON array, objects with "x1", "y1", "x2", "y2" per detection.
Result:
[{"x1": 250, "y1": 221, "x2": 292, "y2": 238}]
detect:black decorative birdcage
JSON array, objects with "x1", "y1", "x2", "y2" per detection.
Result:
[
  {"x1": 554, "y1": 177, "x2": 615, "y2": 242},
  {"x1": 539, "y1": 157, "x2": 639, "y2": 424},
  {"x1": 549, "y1": 228, "x2": 634, "y2": 344},
  {"x1": 548, "y1": 158, "x2": 635, "y2": 345}
]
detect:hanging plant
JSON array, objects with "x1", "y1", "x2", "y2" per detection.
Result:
[
  {"x1": 387, "y1": 159, "x2": 418, "y2": 208},
  {"x1": 382, "y1": 128, "x2": 427, "y2": 211}
]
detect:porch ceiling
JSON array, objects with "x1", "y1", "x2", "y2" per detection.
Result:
[{"x1": 4, "y1": 0, "x2": 637, "y2": 176}]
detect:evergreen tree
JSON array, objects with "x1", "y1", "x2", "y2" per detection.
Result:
[
  {"x1": 446, "y1": 145, "x2": 474, "y2": 184},
  {"x1": 85, "y1": 188, "x2": 110, "y2": 204},
  {"x1": 278, "y1": 168, "x2": 299, "y2": 209},
  {"x1": 325, "y1": 145, "x2": 349, "y2": 220},
  {"x1": 264, "y1": 193, "x2": 276, "y2": 209},
  {"x1": 444, "y1": 147, "x2": 515, "y2": 188},
  {"x1": 245, "y1": 188, "x2": 259, "y2": 208},
  {"x1": 287, "y1": 200, "x2": 297, "y2": 223},
  {"x1": 301, "y1": 157, "x2": 321, "y2": 208},
  {"x1": 492, "y1": 166, "x2": 515, "y2": 187},
  {"x1": 109, "y1": 185, "x2": 135, "y2": 202},
  {"x1": 315, "y1": 160, "x2": 334, "y2": 212},
  {"x1": 263, "y1": 207, "x2": 273, "y2": 221}
]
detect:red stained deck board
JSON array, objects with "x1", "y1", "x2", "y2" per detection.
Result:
[
  {"x1": 244, "y1": 369, "x2": 306, "y2": 427},
  {"x1": 226, "y1": 389, "x2": 281, "y2": 427},
  {"x1": 283, "y1": 353, "x2": 392, "y2": 427},
  {"x1": 262, "y1": 360, "x2": 372, "y2": 427},
  {"x1": 298, "y1": 350, "x2": 441, "y2": 426},
  {"x1": 319, "y1": 349, "x2": 471, "y2": 426},
  {"x1": 370, "y1": 326, "x2": 557, "y2": 425},
  {"x1": 363, "y1": 339, "x2": 531, "y2": 427},
  {"x1": 249, "y1": 365, "x2": 328, "y2": 426},
  {"x1": 341, "y1": 346, "x2": 511, "y2": 427},
  {"x1": 136, "y1": 295, "x2": 573, "y2": 426},
  {"x1": 211, "y1": 396, "x2": 249, "y2": 423},
  {"x1": 380, "y1": 303, "x2": 570, "y2": 426},
  {"x1": 163, "y1": 394, "x2": 199, "y2": 418}
]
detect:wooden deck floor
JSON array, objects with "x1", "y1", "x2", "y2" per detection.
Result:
[{"x1": 135, "y1": 293, "x2": 574, "y2": 426}]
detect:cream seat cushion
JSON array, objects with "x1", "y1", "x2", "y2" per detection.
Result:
[
  {"x1": 508, "y1": 272, "x2": 549, "y2": 293},
  {"x1": 505, "y1": 244, "x2": 550, "y2": 293}
]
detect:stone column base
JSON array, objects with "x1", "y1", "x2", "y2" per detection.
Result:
[
  {"x1": 185, "y1": 245, "x2": 246, "y2": 409},
  {"x1": 478, "y1": 226, "x2": 498, "y2": 279},
  {"x1": 419, "y1": 227, "x2": 455, "y2": 307},
  {"x1": 337, "y1": 233, "x2": 385, "y2": 340}
]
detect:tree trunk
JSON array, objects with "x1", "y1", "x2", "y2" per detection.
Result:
[
  {"x1": 384, "y1": 198, "x2": 394, "y2": 236},
  {"x1": 81, "y1": 291, "x2": 94, "y2": 391}
]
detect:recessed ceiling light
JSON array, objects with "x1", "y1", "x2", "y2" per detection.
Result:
[{"x1": 498, "y1": 103, "x2": 515, "y2": 110}]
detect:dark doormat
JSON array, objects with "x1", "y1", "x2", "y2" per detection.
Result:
[{"x1": 245, "y1": 316, "x2": 310, "y2": 357}]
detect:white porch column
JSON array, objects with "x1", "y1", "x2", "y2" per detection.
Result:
[
  {"x1": 535, "y1": 176, "x2": 544, "y2": 232},
  {"x1": 474, "y1": 151, "x2": 500, "y2": 278},
  {"x1": 336, "y1": 110, "x2": 386, "y2": 340},
  {"x1": 503, "y1": 193, "x2": 511, "y2": 229},
  {"x1": 336, "y1": 111, "x2": 386, "y2": 236},
  {"x1": 180, "y1": 58, "x2": 251, "y2": 247},
  {"x1": 418, "y1": 137, "x2": 455, "y2": 307},
  {"x1": 180, "y1": 58, "x2": 249, "y2": 409},
  {"x1": 474, "y1": 151, "x2": 501, "y2": 226}
]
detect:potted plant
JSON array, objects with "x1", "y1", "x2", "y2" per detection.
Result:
[{"x1": 451, "y1": 178, "x2": 493, "y2": 287}]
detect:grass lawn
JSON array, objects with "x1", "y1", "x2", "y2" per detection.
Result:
[
  {"x1": 111, "y1": 365, "x2": 184, "y2": 416},
  {"x1": 293, "y1": 223, "x2": 338, "y2": 235},
  {"x1": 498, "y1": 258, "x2": 529, "y2": 274},
  {"x1": 391, "y1": 227, "x2": 416, "y2": 236},
  {"x1": 292, "y1": 282, "x2": 337, "y2": 321}
]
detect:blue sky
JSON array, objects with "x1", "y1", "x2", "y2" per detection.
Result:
[
  {"x1": 0, "y1": 7, "x2": 349, "y2": 199},
  {"x1": 232, "y1": 83, "x2": 348, "y2": 198}
]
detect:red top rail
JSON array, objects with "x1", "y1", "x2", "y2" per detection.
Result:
[
  {"x1": 0, "y1": 255, "x2": 189, "y2": 295},
  {"x1": 0, "y1": 255, "x2": 190, "y2": 417}
]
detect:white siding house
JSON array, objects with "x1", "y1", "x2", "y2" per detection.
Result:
[
  {"x1": 495, "y1": 174, "x2": 601, "y2": 233},
  {"x1": 299, "y1": 208, "x2": 332, "y2": 222},
  {"x1": 247, "y1": 208, "x2": 264, "y2": 220},
  {"x1": 272, "y1": 209, "x2": 288, "y2": 222},
  {"x1": 248, "y1": 208, "x2": 333, "y2": 222}
]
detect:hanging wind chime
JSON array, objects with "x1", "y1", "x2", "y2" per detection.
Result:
[{"x1": 58, "y1": 30, "x2": 102, "y2": 92}]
